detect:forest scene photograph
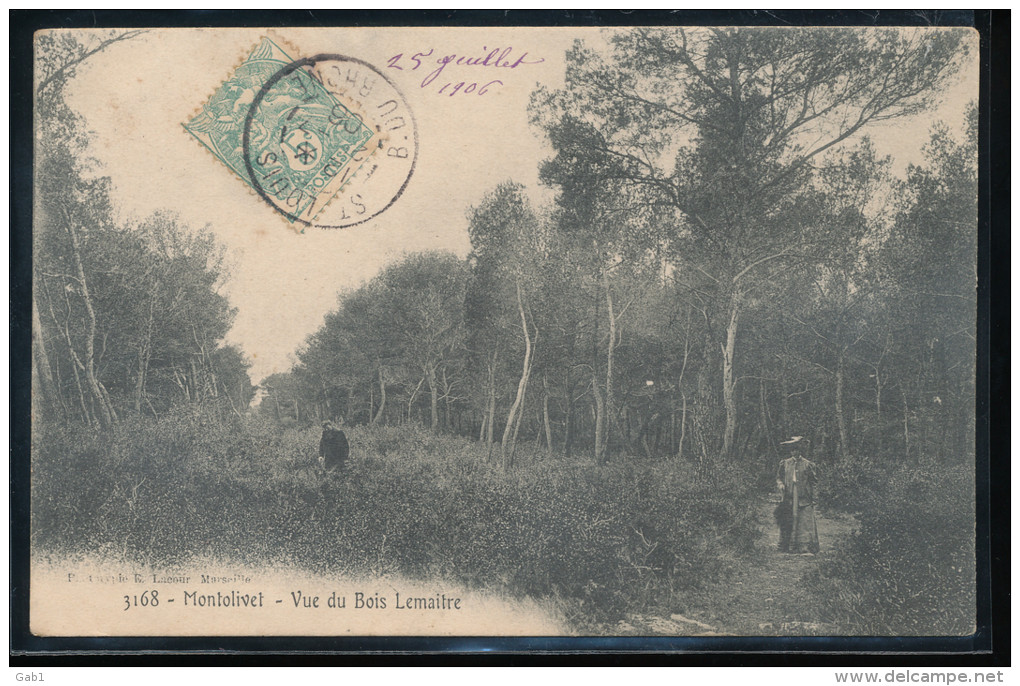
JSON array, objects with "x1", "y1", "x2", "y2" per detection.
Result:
[{"x1": 28, "y1": 24, "x2": 979, "y2": 637}]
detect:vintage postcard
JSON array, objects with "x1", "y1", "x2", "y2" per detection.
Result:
[{"x1": 29, "y1": 25, "x2": 980, "y2": 639}]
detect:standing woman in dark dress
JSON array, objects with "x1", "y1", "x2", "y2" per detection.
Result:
[
  {"x1": 774, "y1": 436, "x2": 820, "y2": 554},
  {"x1": 319, "y1": 418, "x2": 350, "y2": 472}
]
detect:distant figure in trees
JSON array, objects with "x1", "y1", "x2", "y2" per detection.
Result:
[
  {"x1": 775, "y1": 436, "x2": 820, "y2": 555},
  {"x1": 319, "y1": 419, "x2": 349, "y2": 472}
]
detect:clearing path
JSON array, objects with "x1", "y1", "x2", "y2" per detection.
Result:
[{"x1": 614, "y1": 500, "x2": 858, "y2": 636}]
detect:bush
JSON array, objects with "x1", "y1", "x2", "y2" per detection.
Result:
[
  {"x1": 809, "y1": 462, "x2": 975, "y2": 635},
  {"x1": 32, "y1": 409, "x2": 763, "y2": 626},
  {"x1": 822, "y1": 453, "x2": 887, "y2": 513}
]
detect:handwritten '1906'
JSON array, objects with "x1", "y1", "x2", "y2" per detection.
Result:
[{"x1": 387, "y1": 47, "x2": 545, "y2": 96}]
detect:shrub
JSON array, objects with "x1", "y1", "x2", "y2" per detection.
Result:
[
  {"x1": 32, "y1": 410, "x2": 763, "y2": 626},
  {"x1": 809, "y1": 462, "x2": 975, "y2": 635},
  {"x1": 822, "y1": 453, "x2": 887, "y2": 513}
]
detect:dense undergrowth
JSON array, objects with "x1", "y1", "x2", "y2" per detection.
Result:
[
  {"x1": 32, "y1": 407, "x2": 975, "y2": 633},
  {"x1": 810, "y1": 461, "x2": 976, "y2": 635},
  {"x1": 32, "y1": 408, "x2": 762, "y2": 628}
]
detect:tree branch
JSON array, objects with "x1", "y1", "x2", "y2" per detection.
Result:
[{"x1": 37, "y1": 30, "x2": 148, "y2": 96}]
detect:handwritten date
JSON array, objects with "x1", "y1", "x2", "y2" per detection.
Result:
[{"x1": 387, "y1": 46, "x2": 544, "y2": 96}]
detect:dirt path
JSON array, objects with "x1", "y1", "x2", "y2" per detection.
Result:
[{"x1": 612, "y1": 500, "x2": 858, "y2": 636}]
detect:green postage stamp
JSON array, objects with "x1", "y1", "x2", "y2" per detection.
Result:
[{"x1": 184, "y1": 38, "x2": 375, "y2": 224}]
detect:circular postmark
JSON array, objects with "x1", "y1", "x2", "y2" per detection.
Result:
[{"x1": 242, "y1": 53, "x2": 418, "y2": 229}]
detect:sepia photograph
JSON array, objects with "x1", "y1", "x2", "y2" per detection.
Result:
[{"x1": 24, "y1": 20, "x2": 982, "y2": 642}]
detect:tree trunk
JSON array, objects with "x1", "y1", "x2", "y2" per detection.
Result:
[
  {"x1": 320, "y1": 377, "x2": 332, "y2": 416},
  {"x1": 133, "y1": 338, "x2": 152, "y2": 415},
  {"x1": 564, "y1": 367, "x2": 574, "y2": 459},
  {"x1": 134, "y1": 280, "x2": 158, "y2": 415},
  {"x1": 508, "y1": 342, "x2": 534, "y2": 466},
  {"x1": 592, "y1": 373, "x2": 605, "y2": 463},
  {"x1": 670, "y1": 409, "x2": 676, "y2": 457},
  {"x1": 485, "y1": 349, "x2": 497, "y2": 461},
  {"x1": 835, "y1": 352, "x2": 850, "y2": 462},
  {"x1": 542, "y1": 373, "x2": 553, "y2": 458},
  {"x1": 441, "y1": 367, "x2": 453, "y2": 430},
  {"x1": 677, "y1": 391, "x2": 687, "y2": 461},
  {"x1": 780, "y1": 362, "x2": 790, "y2": 433},
  {"x1": 64, "y1": 214, "x2": 117, "y2": 426},
  {"x1": 902, "y1": 388, "x2": 911, "y2": 460},
  {"x1": 407, "y1": 375, "x2": 425, "y2": 425},
  {"x1": 501, "y1": 281, "x2": 533, "y2": 471},
  {"x1": 759, "y1": 377, "x2": 772, "y2": 461},
  {"x1": 31, "y1": 297, "x2": 59, "y2": 418},
  {"x1": 872, "y1": 365, "x2": 884, "y2": 455},
  {"x1": 39, "y1": 278, "x2": 76, "y2": 420},
  {"x1": 51, "y1": 247, "x2": 94, "y2": 424},
  {"x1": 223, "y1": 378, "x2": 244, "y2": 419},
  {"x1": 427, "y1": 364, "x2": 439, "y2": 431},
  {"x1": 373, "y1": 367, "x2": 387, "y2": 424},
  {"x1": 721, "y1": 291, "x2": 741, "y2": 458},
  {"x1": 602, "y1": 275, "x2": 616, "y2": 463},
  {"x1": 675, "y1": 308, "x2": 692, "y2": 461},
  {"x1": 189, "y1": 357, "x2": 200, "y2": 403},
  {"x1": 639, "y1": 411, "x2": 653, "y2": 459}
]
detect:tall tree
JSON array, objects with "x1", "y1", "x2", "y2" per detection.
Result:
[
  {"x1": 32, "y1": 30, "x2": 146, "y2": 423},
  {"x1": 380, "y1": 252, "x2": 469, "y2": 432},
  {"x1": 34, "y1": 31, "x2": 249, "y2": 424},
  {"x1": 532, "y1": 26, "x2": 970, "y2": 459},
  {"x1": 35, "y1": 129, "x2": 122, "y2": 425},
  {"x1": 800, "y1": 145, "x2": 890, "y2": 462},
  {"x1": 882, "y1": 114, "x2": 978, "y2": 462},
  {"x1": 295, "y1": 252, "x2": 468, "y2": 431},
  {"x1": 467, "y1": 183, "x2": 547, "y2": 468}
]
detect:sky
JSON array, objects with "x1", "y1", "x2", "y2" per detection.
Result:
[{"x1": 59, "y1": 26, "x2": 978, "y2": 384}]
